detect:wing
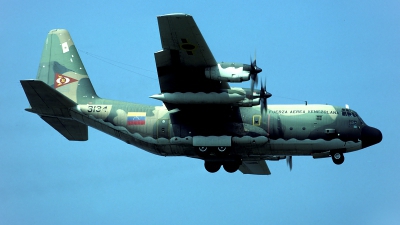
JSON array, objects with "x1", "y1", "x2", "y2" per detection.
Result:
[
  {"x1": 155, "y1": 13, "x2": 230, "y2": 95},
  {"x1": 239, "y1": 160, "x2": 272, "y2": 175},
  {"x1": 157, "y1": 13, "x2": 217, "y2": 68}
]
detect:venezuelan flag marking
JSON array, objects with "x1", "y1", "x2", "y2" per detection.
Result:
[{"x1": 127, "y1": 112, "x2": 146, "y2": 125}]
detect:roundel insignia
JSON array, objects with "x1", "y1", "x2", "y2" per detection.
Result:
[
  {"x1": 181, "y1": 43, "x2": 196, "y2": 51},
  {"x1": 54, "y1": 73, "x2": 78, "y2": 88},
  {"x1": 180, "y1": 38, "x2": 197, "y2": 55}
]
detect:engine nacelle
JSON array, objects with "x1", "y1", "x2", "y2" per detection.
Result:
[
  {"x1": 205, "y1": 63, "x2": 250, "y2": 82},
  {"x1": 234, "y1": 98, "x2": 260, "y2": 107}
]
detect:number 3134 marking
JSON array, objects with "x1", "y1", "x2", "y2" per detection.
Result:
[{"x1": 87, "y1": 105, "x2": 108, "y2": 113}]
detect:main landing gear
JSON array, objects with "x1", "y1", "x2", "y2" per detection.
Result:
[
  {"x1": 197, "y1": 146, "x2": 241, "y2": 173},
  {"x1": 204, "y1": 161, "x2": 241, "y2": 173},
  {"x1": 331, "y1": 151, "x2": 345, "y2": 165}
]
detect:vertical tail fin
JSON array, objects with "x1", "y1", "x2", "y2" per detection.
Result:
[{"x1": 37, "y1": 29, "x2": 99, "y2": 104}]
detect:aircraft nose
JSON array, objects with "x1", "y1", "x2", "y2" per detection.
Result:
[{"x1": 361, "y1": 126, "x2": 383, "y2": 148}]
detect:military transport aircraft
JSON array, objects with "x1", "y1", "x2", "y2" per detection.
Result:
[{"x1": 21, "y1": 13, "x2": 382, "y2": 175}]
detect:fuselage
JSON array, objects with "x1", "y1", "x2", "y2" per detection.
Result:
[{"x1": 74, "y1": 100, "x2": 380, "y2": 160}]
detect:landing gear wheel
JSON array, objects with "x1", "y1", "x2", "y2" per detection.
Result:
[
  {"x1": 331, "y1": 152, "x2": 345, "y2": 165},
  {"x1": 223, "y1": 163, "x2": 240, "y2": 173},
  {"x1": 204, "y1": 161, "x2": 221, "y2": 173},
  {"x1": 195, "y1": 146, "x2": 210, "y2": 157},
  {"x1": 215, "y1": 146, "x2": 229, "y2": 156}
]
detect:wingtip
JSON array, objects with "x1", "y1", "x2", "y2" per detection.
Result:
[
  {"x1": 48, "y1": 29, "x2": 69, "y2": 35},
  {"x1": 158, "y1": 13, "x2": 191, "y2": 18}
]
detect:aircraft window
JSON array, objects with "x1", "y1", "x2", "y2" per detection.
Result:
[
  {"x1": 341, "y1": 109, "x2": 348, "y2": 116},
  {"x1": 357, "y1": 114, "x2": 366, "y2": 125},
  {"x1": 349, "y1": 120, "x2": 357, "y2": 125},
  {"x1": 346, "y1": 109, "x2": 352, "y2": 116},
  {"x1": 342, "y1": 108, "x2": 355, "y2": 117},
  {"x1": 316, "y1": 115, "x2": 322, "y2": 120}
]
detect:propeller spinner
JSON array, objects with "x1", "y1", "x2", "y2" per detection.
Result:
[{"x1": 259, "y1": 79, "x2": 272, "y2": 114}]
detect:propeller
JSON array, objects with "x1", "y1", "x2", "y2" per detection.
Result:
[
  {"x1": 247, "y1": 52, "x2": 271, "y2": 114},
  {"x1": 250, "y1": 54, "x2": 262, "y2": 94},
  {"x1": 286, "y1": 156, "x2": 293, "y2": 171},
  {"x1": 259, "y1": 79, "x2": 272, "y2": 114}
]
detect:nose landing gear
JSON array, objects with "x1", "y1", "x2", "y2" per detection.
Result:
[{"x1": 331, "y1": 151, "x2": 345, "y2": 165}]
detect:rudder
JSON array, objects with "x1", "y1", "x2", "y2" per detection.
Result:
[{"x1": 37, "y1": 29, "x2": 99, "y2": 104}]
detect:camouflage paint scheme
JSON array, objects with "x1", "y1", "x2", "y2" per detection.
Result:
[{"x1": 21, "y1": 14, "x2": 382, "y2": 175}]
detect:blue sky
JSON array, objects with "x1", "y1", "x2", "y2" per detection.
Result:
[{"x1": 1, "y1": 0, "x2": 399, "y2": 224}]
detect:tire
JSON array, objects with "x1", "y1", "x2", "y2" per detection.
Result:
[
  {"x1": 331, "y1": 152, "x2": 345, "y2": 165},
  {"x1": 223, "y1": 163, "x2": 240, "y2": 173},
  {"x1": 204, "y1": 161, "x2": 221, "y2": 173}
]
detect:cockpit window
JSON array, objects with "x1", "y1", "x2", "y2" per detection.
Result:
[
  {"x1": 342, "y1": 108, "x2": 358, "y2": 117},
  {"x1": 342, "y1": 108, "x2": 351, "y2": 116},
  {"x1": 357, "y1": 113, "x2": 366, "y2": 125},
  {"x1": 342, "y1": 108, "x2": 366, "y2": 125}
]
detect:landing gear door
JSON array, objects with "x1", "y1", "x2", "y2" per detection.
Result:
[{"x1": 157, "y1": 119, "x2": 170, "y2": 139}]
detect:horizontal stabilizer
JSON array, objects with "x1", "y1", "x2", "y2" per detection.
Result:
[
  {"x1": 21, "y1": 79, "x2": 88, "y2": 141},
  {"x1": 20, "y1": 80, "x2": 76, "y2": 117},
  {"x1": 41, "y1": 116, "x2": 88, "y2": 141},
  {"x1": 239, "y1": 160, "x2": 271, "y2": 175}
]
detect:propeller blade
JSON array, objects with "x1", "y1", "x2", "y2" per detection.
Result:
[
  {"x1": 259, "y1": 79, "x2": 271, "y2": 114},
  {"x1": 286, "y1": 156, "x2": 293, "y2": 171},
  {"x1": 249, "y1": 54, "x2": 262, "y2": 94}
]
